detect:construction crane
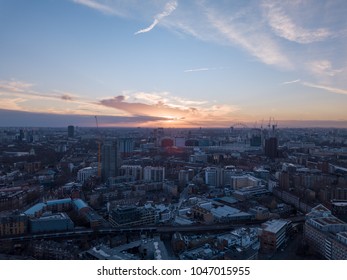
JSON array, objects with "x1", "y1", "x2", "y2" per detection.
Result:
[
  {"x1": 267, "y1": 117, "x2": 277, "y2": 136},
  {"x1": 95, "y1": 116, "x2": 101, "y2": 178}
]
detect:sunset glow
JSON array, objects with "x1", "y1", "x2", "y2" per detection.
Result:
[{"x1": 0, "y1": 0, "x2": 347, "y2": 128}]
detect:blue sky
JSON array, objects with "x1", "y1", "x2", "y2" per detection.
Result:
[{"x1": 1, "y1": 0, "x2": 347, "y2": 127}]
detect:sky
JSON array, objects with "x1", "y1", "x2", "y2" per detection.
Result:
[{"x1": 1, "y1": 0, "x2": 347, "y2": 128}]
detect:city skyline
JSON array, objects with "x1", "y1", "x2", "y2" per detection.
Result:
[{"x1": 1, "y1": 0, "x2": 347, "y2": 128}]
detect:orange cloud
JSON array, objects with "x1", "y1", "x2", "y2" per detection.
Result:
[{"x1": 99, "y1": 95, "x2": 188, "y2": 117}]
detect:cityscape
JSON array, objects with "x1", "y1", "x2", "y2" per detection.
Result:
[
  {"x1": 1, "y1": 0, "x2": 347, "y2": 261},
  {"x1": 1, "y1": 124, "x2": 347, "y2": 260}
]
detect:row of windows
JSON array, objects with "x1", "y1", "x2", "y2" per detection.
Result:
[{"x1": 305, "y1": 224, "x2": 347, "y2": 259}]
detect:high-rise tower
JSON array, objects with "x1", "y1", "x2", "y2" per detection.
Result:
[
  {"x1": 68, "y1": 125, "x2": 74, "y2": 138},
  {"x1": 264, "y1": 137, "x2": 278, "y2": 159},
  {"x1": 101, "y1": 139, "x2": 121, "y2": 182}
]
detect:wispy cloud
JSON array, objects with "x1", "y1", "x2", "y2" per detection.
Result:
[
  {"x1": 263, "y1": 1, "x2": 331, "y2": 44},
  {"x1": 0, "y1": 80, "x2": 34, "y2": 92},
  {"x1": 183, "y1": 67, "x2": 229, "y2": 73},
  {"x1": 69, "y1": 0, "x2": 346, "y2": 78},
  {"x1": 282, "y1": 79, "x2": 300, "y2": 85},
  {"x1": 0, "y1": 79, "x2": 126, "y2": 116},
  {"x1": 133, "y1": 91, "x2": 169, "y2": 104},
  {"x1": 307, "y1": 60, "x2": 343, "y2": 77},
  {"x1": 204, "y1": 5, "x2": 292, "y2": 69},
  {"x1": 184, "y1": 68, "x2": 210, "y2": 73},
  {"x1": 72, "y1": 0, "x2": 122, "y2": 16},
  {"x1": 302, "y1": 82, "x2": 347, "y2": 95},
  {"x1": 131, "y1": 91, "x2": 208, "y2": 108},
  {"x1": 135, "y1": 1, "x2": 177, "y2": 35},
  {"x1": 0, "y1": 97, "x2": 27, "y2": 111},
  {"x1": 169, "y1": 95, "x2": 208, "y2": 106},
  {"x1": 0, "y1": 80, "x2": 77, "y2": 102}
]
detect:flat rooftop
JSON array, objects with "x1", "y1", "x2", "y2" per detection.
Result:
[
  {"x1": 33, "y1": 213, "x2": 68, "y2": 221},
  {"x1": 263, "y1": 220, "x2": 288, "y2": 233},
  {"x1": 313, "y1": 216, "x2": 346, "y2": 226}
]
